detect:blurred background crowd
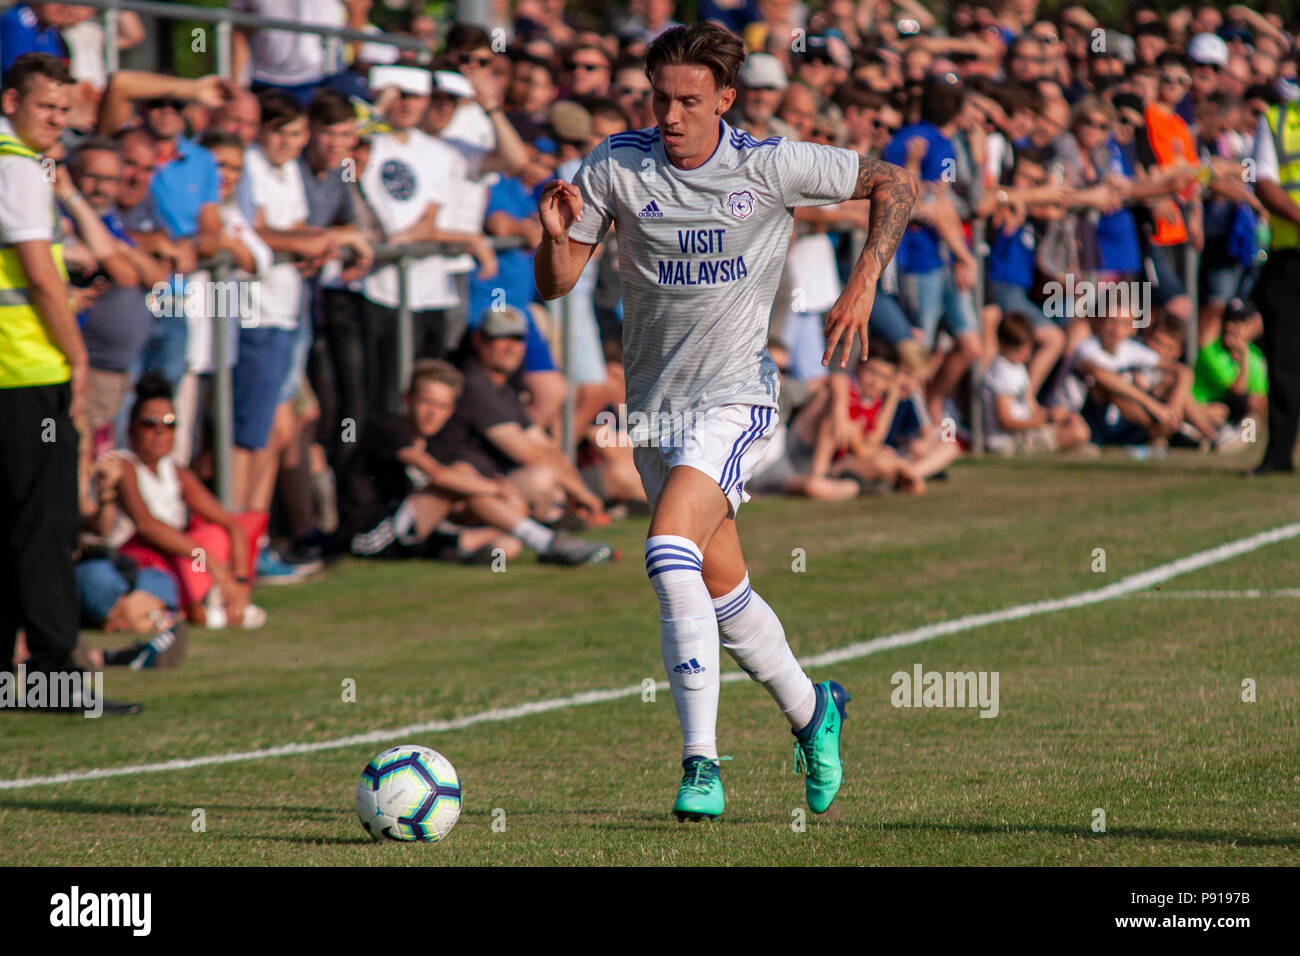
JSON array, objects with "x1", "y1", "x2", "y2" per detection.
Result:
[{"x1": 0, "y1": 0, "x2": 1290, "y2": 682}]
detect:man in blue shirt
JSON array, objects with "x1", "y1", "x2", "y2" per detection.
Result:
[
  {"x1": 0, "y1": 3, "x2": 70, "y2": 75},
  {"x1": 884, "y1": 81, "x2": 982, "y2": 421},
  {"x1": 97, "y1": 70, "x2": 225, "y2": 390}
]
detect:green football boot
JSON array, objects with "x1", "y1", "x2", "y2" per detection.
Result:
[
  {"x1": 672, "y1": 755, "x2": 731, "y2": 821},
  {"x1": 792, "y1": 681, "x2": 851, "y2": 814}
]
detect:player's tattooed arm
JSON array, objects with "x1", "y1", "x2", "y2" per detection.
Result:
[
  {"x1": 850, "y1": 155, "x2": 920, "y2": 276},
  {"x1": 819, "y1": 157, "x2": 919, "y2": 368}
]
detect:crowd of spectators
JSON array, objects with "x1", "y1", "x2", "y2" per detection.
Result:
[{"x1": 1, "y1": 0, "x2": 1286, "y2": 675}]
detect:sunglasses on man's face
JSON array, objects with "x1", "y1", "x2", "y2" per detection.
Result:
[
  {"x1": 1161, "y1": 74, "x2": 1191, "y2": 86},
  {"x1": 568, "y1": 61, "x2": 608, "y2": 73},
  {"x1": 459, "y1": 53, "x2": 493, "y2": 68},
  {"x1": 614, "y1": 85, "x2": 651, "y2": 100},
  {"x1": 139, "y1": 414, "x2": 177, "y2": 430}
]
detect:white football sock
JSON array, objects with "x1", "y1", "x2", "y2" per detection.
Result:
[
  {"x1": 510, "y1": 518, "x2": 555, "y2": 553},
  {"x1": 713, "y1": 574, "x2": 816, "y2": 730},
  {"x1": 645, "y1": 535, "x2": 720, "y2": 762}
]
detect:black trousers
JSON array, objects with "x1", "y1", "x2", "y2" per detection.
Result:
[
  {"x1": 1253, "y1": 249, "x2": 1300, "y2": 470},
  {"x1": 364, "y1": 300, "x2": 446, "y2": 416},
  {"x1": 315, "y1": 288, "x2": 365, "y2": 471},
  {"x1": 0, "y1": 381, "x2": 80, "y2": 673}
]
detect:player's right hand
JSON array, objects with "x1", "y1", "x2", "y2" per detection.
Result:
[{"x1": 538, "y1": 180, "x2": 583, "y2": 241}]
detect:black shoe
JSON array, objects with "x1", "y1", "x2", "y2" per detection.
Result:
[
  {"x1": 99, "y1": 697, "x2": 144, "y2": 715},
  {"x1": 1248, "y1": 461, "x2": 1295, "y2": 476},
  {"x1": 543, "y1": 511, "x2": 588, "y2": 533}
]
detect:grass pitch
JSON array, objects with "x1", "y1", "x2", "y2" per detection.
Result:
[{"x1": 1, "y1": 450, "x2": 1296, "y2": 866}]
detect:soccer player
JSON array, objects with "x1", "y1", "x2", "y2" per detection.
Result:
[{"x1": 535, "y1": 24, "x2": 918, "y2": 820}]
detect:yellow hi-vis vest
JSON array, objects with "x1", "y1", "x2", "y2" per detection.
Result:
[
  {"x1": 0, "y1": 133, "x2": 69, "y2": 388},
  {"x1": 1266, "y1": 102, "x2": 1300, "y2": 252}
]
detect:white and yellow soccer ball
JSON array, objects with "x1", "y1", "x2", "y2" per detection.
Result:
[{"x1": 356, "y1": 744, "x2": 462, "y2": 842}]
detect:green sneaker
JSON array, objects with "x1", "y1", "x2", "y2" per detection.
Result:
[
  {"x1": 672, "y1": 755, "x2": 731, "y2": 821},
  {"x1": 792, "y1": 681, "x2": 851, "y2": 814}
]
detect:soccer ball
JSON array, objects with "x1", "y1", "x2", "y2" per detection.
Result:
[{"x1": 355, "y1": 744, "x2": 462, "y2": 842}]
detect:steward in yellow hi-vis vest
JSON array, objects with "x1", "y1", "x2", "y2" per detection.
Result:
[
  {"x1": 1249, "y1": 101, "x2": 1300, "y2": 475},
  {"x1": 0, "y1": 126, "x2": 69, "y2": 387},
  {"x1": 1263, "y1": 102, "x2": 1300, "y2": 253},
  {"x1": 0, "y1": 52, "x2": 104, "y2": 700}
]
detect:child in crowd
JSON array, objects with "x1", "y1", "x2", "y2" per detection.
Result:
[
  {"x1": 1142, "y1": 313, "x2": 1229, "y2": 446},
  {"x1": 982, "y1": 313, "x2": 1093, "y2": 456}
]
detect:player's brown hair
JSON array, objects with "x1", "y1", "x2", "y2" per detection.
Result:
[{"x1": 645, "y1": 24, "x2": 745, "y2": 92}]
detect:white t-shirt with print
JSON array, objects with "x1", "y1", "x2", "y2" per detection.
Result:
[{"x1": 361, "y1": 128, "x2": 459, "y2": 310}]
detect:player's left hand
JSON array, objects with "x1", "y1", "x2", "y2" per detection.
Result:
[{"x1": 822, "y1": 281, "x2": 876, "y2": 368}]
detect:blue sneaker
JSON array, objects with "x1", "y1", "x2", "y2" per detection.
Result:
[
  {"x1": 793, "y1": 681, "x2": 851, "y2": 814},
  {"x1": 672, "y1": 755, "x2": 731, "y2": 821},
  {"x1": 256, "y1": 548, "x2": 315, "y2": 585}
]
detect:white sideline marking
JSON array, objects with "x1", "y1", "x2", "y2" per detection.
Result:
[
  {"x1": 1133, "y1": 588, "x2": 1300, "y2": 599},
  {"x1": 2, "y1": 522, "x2": 1297, "y2": 792}
]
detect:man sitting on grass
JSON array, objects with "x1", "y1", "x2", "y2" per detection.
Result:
[
  {"x1": 339, "y1": 357, "x2": 614, "y2": 566},
  {"x1": 435, "y1": 305, "x2": 610, "y2": 532}
]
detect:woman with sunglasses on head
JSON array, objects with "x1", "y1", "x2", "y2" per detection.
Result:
[{"x1": 111, "y1": 374, "x2": 267, "y2": 629}]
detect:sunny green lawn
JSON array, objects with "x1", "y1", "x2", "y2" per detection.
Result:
[{"x1": 1, "y1": 453, "x2": 1296, "y2": 865}]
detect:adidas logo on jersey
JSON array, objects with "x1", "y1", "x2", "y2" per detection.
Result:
[
  {"x1": 673, "y1": 658, "x2": 705, "y2": 675},
  {"x1": 638, "y1": 200, "x2": 664, "y2": 219}
]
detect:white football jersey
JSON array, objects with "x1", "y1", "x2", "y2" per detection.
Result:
[{"x1": 569, "y1": 119, "x2": 858, "y2": 420}]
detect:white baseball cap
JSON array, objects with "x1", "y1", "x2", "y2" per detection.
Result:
[
  {"x1": 1187, "y1": 32, "x2": 1229, "y2": 68},
  {"x1": 432, "y1": 70, "x2": 476, "y2": 99},
  {"x1": 737, "y1": 53, "x2": 788, "y2": 91},
  {"x1": 367, "y1": 65, "x2": 432, "y2": 97}
]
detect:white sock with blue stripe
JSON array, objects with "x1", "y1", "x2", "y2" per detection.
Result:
[
  {"x1": 713, "y1": 574, "x2": 816, "y2": 730},
  {"x1": 645, "y1": 535, "x2": 720, "y2": 762}
]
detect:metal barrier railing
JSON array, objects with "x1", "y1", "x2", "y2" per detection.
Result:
[
  {"x1": 53, "y1": 0, "x2": 431, "y2": 79},
  {"x1": 195, "y1": 236, "x2": 532, "y2": 508}
]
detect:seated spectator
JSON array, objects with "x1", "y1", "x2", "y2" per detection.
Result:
[
  {"x1": 341, "y1": 358, "x2": 613, "y2": 565},
  {"x1": 1142, "y1": 314, "x2": 1227, "y2": 446},
  {"x1": 746, "y1": 340, "x2": 860, "y2": 501},
  {"x1": 982, "y1": 313, "x2": 1093, "y2": 457},
  {"x1": 577, "y1": 339, "x2": 651, "y2": 512},
  {"x1": 108, "y1": 374, "x2": 268, "y2": 629},
  {"x1": 1192, "y1": 297, "x2": 1267, "y2": 437},
  {"x1": 431, "y1": 306, "x2": 608, "y2": 526},
  {"x1": 74, "y1": 447, "x2": 184, "y2": 646},
  {"x1": 1062, "y1": 309, "x2": 1182, "y2": 448},
  {"x1": 810, "y1": 350, "x2": 928, "y2": 494}
]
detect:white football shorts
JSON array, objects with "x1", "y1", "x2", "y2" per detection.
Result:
[{"x1": 632, "y1": 403, "x2": 778, "y2": 518}]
